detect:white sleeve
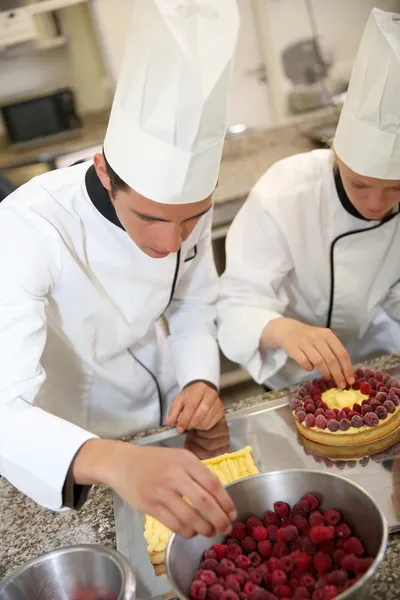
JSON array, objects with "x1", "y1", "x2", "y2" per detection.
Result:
[
  {"x1": 0, "y1": 207, "x2": 97, "y2": 510},
  {"x1": 382, "y1": 279, "x2": 400, "y2": 322},
  {"x1": 165, "y1": 211, "x2": 219, "y2": 390},
  {"x1": 217, "y1": 190, "x2": 293, "y2": 385}
]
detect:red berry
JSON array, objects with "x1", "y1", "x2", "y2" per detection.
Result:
[
  {"x1": 309, "y1": 511, "x2": 325, "y2": 527},
  {"x1": 310, "y1": 526, "x2": 335, "y2": 543},
  {"x1": 314, "y1": 552, "x2": 332, "y2": 573},
  {"x1": 225, "y1": 575, "x2": 241, "y2": 592},
  {"x1": 228, "y1": 538, "x2": 240, "y2": 546},
  {"x1": 323, "y1": 509, "x2": 341, "y2": 526},
  {"x1": 352, "y1": 403, "x2": 362, "y2": 414},
  {"x1": 236, "y1": 569, "x2": 249, "y2": 585},
  {"x1": 267, "y1": 557, "x2": 280, "y2": 572},
  {"x1": 201, "y1": 559, "x2": 218, "y2": 571},
  {"x1": 363, "y1": 411, "x2": 379, "y2": 426},
  {"x1": 383, "y1": 399, "x2": 396, "y2": 413},
  {"x1": 314, "y1": 408, "x2": 325, "y2": 418},
  {"x1": 248, "y1": 552, "x2": 262, "y2": 568},
  {"x1": 281, "y1": 525, "x2": 299, "y2": 541},
  {"x1": 310, "y1": 385, "x2": 321, "y2": 396},
  {"x1": 208, "y1": 584, "x2": 224, "y2": 600},
  {"x1": 232, "y1": 522, "x2": 247, "y2": 540},
  {"x1": 204, "y1": 549, "x2": 218, "y2": 560},
  {"x1": 247, "y1": 516, "x2": 263, "y2": 534},
  {"x1": 327, "y1": 419, "x2": 339, "y2": 432},
  {"x1": 293, "y1": 552, "x2": 313, "y2": 571},
  {"x1": 271, "y1": 569, "x2": 287, "y2": 586},
  {"x1": 278, "y1": 556, "x2": 294, "y2": 573},
  {"x1": 344, "y1": 537, "x2": 364, "y2": 557},
  {"x1": 350, "y1": 415, "x2": 363, "y2": 428},
  {"x1": 311, "y1": 591, "x2": 324, "y2": 600},
  {"x1": 375, "y1": 370, "x2": 383, "y2": 381},
  {"x1": 257, "y1": 541, "x2": 272, "y2": 558},
  {"x1": 315, "y1": 415, "x2": 328, "y2": 430},
  {"x1": 354, "y1": 557, "x2": 374, "y2": 574},
  {"x1": 305, "y1": 414, "x2": 316, "y2": 427},
  {"x1": 291, "y1": 503, "x2": 308, "y2": 518},
  {"x1": 263, "y1": 511, "x2": 281, "y2": 527},
  {"x1": 235, "y1": 554, "x2": 252, "y2": 570},
  {"x1": 342, "y1": 406, "x2": 351, "y2": 415},
  {"x1": 355, "y1": 367, "x2": 365, "y2": 378},
  {"x1": 375, "y1": 405, "x2": 388, "y2": 419},
  {"x1": 198, "y1": 571, "x2": 218, "y2": 586},
  {"x1": 272, "y1": 542, "x2": 290, "y2": 558},
  {"x1": 325, "y1": 409, "x2": 336, "y2": 421},
  {"x1": 306, "y1": 404, "x2": 316, "y2": 415},
  {"x1": 335, "y1": 523, "x2": 351, "y2": 539},
  {"x1": 252, "y1": 526, "x2": 268, "y2": 542},
  {"x1": 336, "y1": 539, "x2": 346, "y2": 550},
  {"x1": 361, "y1": 403, "x2": 373, "y2": 415},
  {"x1": 370, "y1": 399, "x2": 381, "y2": 410},
  {"x1": 365, "y1": 368, "x2": 374, "y2": 378},
  {"x1": 291, "y1": 398, "x2": 303, "y2": 410},
  {"x1": 243, "y1": 583, "x2": 259, "y2": 595},
  {"x1": 318, "y1": 540, "x2": 335, "y2": 554},
  {"x1": 273, "y1": 585, "x2": 291, "y2": 599},
  {"x1": 299, "y1": 537, "x2": 318, "y2": 555},
  {"x1": 327, "y1": 569, "x2": 348, "y2": 586},
  {"x1": 247, "y1": 570, "x2": 263, "y2": 585},
  {"x1": 360, "y1": 382, "x2": 371, "y2": 395},
  {"x1": 227, "y1": 545, "x2": 243, "y2": 560},
  {"x1": 333, "y1": 549, "x2": 346, "y2": 566},
  {"x1": 267, "y1": 525, "x2": 279, "y2": 542},
  {"x1": 190, "y1": 580, "x2": 207, "y2": 600},
  {"x1": 300, "y1": 573, "x2": 316, "y2": 591},
  {"x1": 214, "y1": 545, "x2": 228, "y2": 560},
  {"x1": 300, "y1": 494, "x2": 319, "y2": 512},
  {"x1": 352, "y1": 380, "x2": 361, "y2": 391},
  {"x1": 337, "y1": 410, "x2": 347, "y2": 421},
  {"x1": 250, "y1": 591, "x2": 276, "y2": 600},
  {"x1": 348, "y1": 410, "x2": 358, "y2": 419},
  {"x1": 292, "y1": 586, "x2": 310, "y2": 599},
  {"x1": 220, "y1": 591, "x2": 240, "y2": 600},
  {"x1": 293, "y1": 514, "x2": 309, "y2": 532},
  {"x1": 322, "y1": 585, "x2": 337, "y2": 600},
  {"x1": 338, "y1": 418, "x2": 350, "y2": 431},
  {"x1": 242, "y1": 537, "x2": 257, "y2": 554},
  {"x1": 216, "y1": 560, "x2": 237, "y2": 577}
]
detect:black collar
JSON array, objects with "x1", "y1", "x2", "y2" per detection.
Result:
[{"x1": 85, "y1": 164, "x2": 125, "y2": 231}]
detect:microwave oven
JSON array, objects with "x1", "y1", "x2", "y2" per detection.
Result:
[{"x1": 0, "y1": 87, "x2": 82, "y2": 148}]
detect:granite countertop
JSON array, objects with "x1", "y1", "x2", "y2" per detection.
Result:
[{"x1": 1, "y1": 353, "x2": 400, "y2": 598}]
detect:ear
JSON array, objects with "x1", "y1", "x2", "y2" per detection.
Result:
[{"x1": 93, "y1": 153, "x2": 112, "y2": 193}]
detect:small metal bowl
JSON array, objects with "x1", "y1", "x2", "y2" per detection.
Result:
[
  {"x1": 0, "y1": 544, "x2": 136, "y2": 600},
  {"x1": 166, "y1": 470, "x2": 388, "y2": 600}
]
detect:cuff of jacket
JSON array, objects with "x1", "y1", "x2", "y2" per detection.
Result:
[
  {"x1": 183, "y1": 379, "x2": 218, "y2": 392},
  {"x1": 62, "y1": 451, "x2": 92, "y2": 510}
]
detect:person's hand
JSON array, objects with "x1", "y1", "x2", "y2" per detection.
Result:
[
  {"x1": 165, "y1": 382, "x2": 225, "y2": 433},
  {"x1": 73, "y1": 439, "x2": 237, "y2": 538},
  {"x1": 184, "y1": 420, "x2": 230, "y2": 460},
  {"x1": 260, "y1": 317, "x2": 355, "y2": 389}
]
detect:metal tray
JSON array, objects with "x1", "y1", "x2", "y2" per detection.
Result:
[{"x1": 114, "y1": 384, "x2": 400, "y2": 600}]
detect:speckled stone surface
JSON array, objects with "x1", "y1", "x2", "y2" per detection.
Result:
[{"x1": 1, "y1": 352, "x2": 400, "y2": 598}]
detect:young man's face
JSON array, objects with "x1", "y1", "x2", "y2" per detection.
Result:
[{"x1": 94, "y1": 154, "x2": 212, "y2": 258}]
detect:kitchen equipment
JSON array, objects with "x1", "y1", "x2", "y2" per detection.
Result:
[
  {"x1": 0, "y1": 87, "x2": 82, "y2": 148},
  {"x1": 0, "y1": 544, "x2": 136, "y2": 600},
  {"x1": 0, "y1": 6, "x2": 37, "y2": 49},
  {"x1": 113, "y1": 368, "x2": 400, "y2": 600},
  {"x1": 167, "y1": 470, "x2": 388, "y2": 600}
]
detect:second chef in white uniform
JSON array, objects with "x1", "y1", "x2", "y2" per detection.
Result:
[
  {"x1": 218, "y1": 8, "x2": 400, "y2": 391},
  {"x1": 0, "y1": 0, "x2": 240, "y2": 538}
]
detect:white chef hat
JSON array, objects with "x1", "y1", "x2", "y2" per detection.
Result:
[
  {"x1": 104, "y1": 0, "x2": 239, "y2": 204},
  {"x1": 334, "y1": 8, "x2": 400, "y2": 180}
]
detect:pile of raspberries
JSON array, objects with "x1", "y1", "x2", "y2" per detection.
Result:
[
  {"x1": 290, "y1": 369, "x2": 400, "y2": 431},
  {"x1": 189, "y1": 493, "x2": 374, "y2": 600}
]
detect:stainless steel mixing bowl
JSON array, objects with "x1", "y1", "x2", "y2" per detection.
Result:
[
  {"x1": 166, "y1": 470, "x2": 388, "y2": 600},
  {"x1": 0, "y1": 544, "x2": 136, "y2": 600}
]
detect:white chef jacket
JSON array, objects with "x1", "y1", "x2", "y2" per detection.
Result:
[
  {"x1": 218, "y1": 149, "x2": 400, "y2": 389},
  {"x1": 0, "y1": 162, "x2": 219, "y2": 509}
]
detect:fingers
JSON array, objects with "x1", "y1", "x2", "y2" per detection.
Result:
[
  {"x1": 165, "y1": 393, "x2": 185, "y2": 427},
  {"x1": 150, "y1": 501, "x2": 196, "y2": 538},
  {"x1": 192, "y1": 420, "x2": 229, "y2": 439},
  {"x1": 326, "y1": 334, "x2": 355, "y2": 385},
  {"x1": 176, "y1": 389, "x2": 204, "y2": 433},
  {"x1": 189, "y1": 460, "x2": 237, "y2": 525},
  {"x1": 163, "y1": 491, "x2": 216, "y2": 538}
]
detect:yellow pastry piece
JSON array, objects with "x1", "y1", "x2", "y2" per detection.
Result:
[
  {"x1": 144, "y1": 446, "x2": 259, "y2": 569},
  {"x1": 321, "y1": 388, "x2": 368, "y2": 410}
]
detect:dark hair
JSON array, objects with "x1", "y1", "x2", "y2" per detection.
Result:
[{"x1": 103, "y1": 151, "x2": 129, "y2": 195}]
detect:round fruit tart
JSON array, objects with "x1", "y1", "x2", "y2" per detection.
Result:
[{"x1": 291, "y1": 368, "x2": 400, "y2": 446}]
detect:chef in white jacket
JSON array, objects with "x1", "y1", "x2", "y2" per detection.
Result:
[
  {"x1": 218, "y1": 8, "x2": 400, "y2": 392},
  {"x1": 0, "y1": 0, "x2": 240, "y2": 538}
]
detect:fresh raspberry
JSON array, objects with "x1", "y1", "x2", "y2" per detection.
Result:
[
  {"x1": 352, "y1": 403, "x2": 362, "y2": 414},
  {"x1": 189, "y1": 580, "x2": 207, "y2": 600},
  {"x1": 251, "y1": 526, "x2": 268, "y2": 542},
  {"x1": 350, "y1": 415, "x2": 363, "y2": 428},
  {"x1": 247, "y1": 570, "x2": 262, "y2": 585},
  {"x1": 299, "y1": 537, "x2": 317, "y2": 555},
  {"x1": 374, "y1": 369, "x2": 383, "y2": 381},
  {"x1": 228, "y1": 538, "x2": 240, "y2": 546},
  {"x1": 207, "y1": 584, "x2": 225, "y2": 600},
  {"x1": 333, "y1": 548, "x2": 346, "y2": 566},
  {"x1": 369, "y1": 377, "x2": 378, "y2": 390},
  {"x1": 319, "y1": 401, "x2": 329, "y2": 410},
  {"x1": 293, "y1": 552, "x2": 313, "y2": 571},
  {"x1": 375, "y1": 390, "x2": 388, "y2": 403},
  {"x1": 293, "y1": 514, "x2": 309, "y2": 531},
  {"x1": 327, "y1": 569, "x2": 348, "y2": 586},
  {"x1": 365, "y1": 368, "x2": 374, "y2": 378},
  {"x1": 213, "y1": 545, "x2": 228, "y2": 560},
  {"x1": 323, "y1": 509, "x2": 341, "y2": 526},
  {"x1": 311, "y1": 591, "x2": 324, "y2": 600},
  {"x1": 264, "y1": 510, "x2": 281, "y2": 527},
  {"x1": 355, "y1": 367, "x2": 365, "y2": 378},
  {"x1": 277, "y1": 556, "x2": 293, "y2": 574},
  {"x1": 354, "y1": 557, "x2": 374, "y2": 574},
  {"x1": 267, "y1": 525, "x2": 279, "y2": 541},
  {"x1": 225, "y1": 575, "x2": 241, "y2": 592},
  {"x1": 247, "y1": 516, "x2": 263, "y2": 534},
  {"x1": 344, "y1": 537, "x2": 364, "y2": 557},
  {"x1": 314, "y1": 415, "x2": 327, "y2": 430},
  {"x1": 309, "y1": 385, "x2": 320, "y2": 397},
  {"x1": 255, "y1": 563, "x2": 269, "y2": 578},
  {"x1": 305, "y1": 414, "x2": 316, "y2": 427},
  {"x1": 273, "y1": 585, "x2": 291, "y2": 599},
  {"x1": 299, "y1": 494, "x2": 319, "y2": 512},
  {"x1": 361, "y1": 404, "x2": 373, "y2": 415},
  {"x1": 256, "y1": 541, "x2": 272, "y2": 559},
  {"x1": 267, "y1": 557, "x2": 280, "y2": 572},
  {"x1": 241, "y1": 537, "x2": 257, "y2": 554},
  {"x1": 384, "y1": 399, "x2": 396, "y2": 413},
  {"x1": 220, "y1": 591, "x2": 240, "y2": 600},
  {"x1": 271, "y1": 569, "x2": 287, "y2": 587},
  {"x1": 234, "y1": 554, "x2": 252, "y2": 570},
  {"x1": 352, "y1": 379, "x2": 361, "y2": 390},
  {"x1": 360, "y1": 382, "x2": 371, "y2": 395},
  {"x1": 387, "y1": 393, "x2": 400, "y2": 407},
  {"x1": 322, "y1": 585, "x2": 337, "y2": 600},
  {"x1": 314, "y1": 408, "x2": 325, "y2": 418},
  {"x1": 370, "y1": 389, "x2": 377, "y2": 399},
  {"x1": 204, "y1": 548, "x2": 218, "y2": 560},
  {"x1": 347, "y1": 410, "x2": 358, "y2": 420},
  {"x1": 291, "y1": 503, "x2": 308, "y2": 518},
  {"x1": 252, "y1": 591, "x2": 278, "y2": 600},
  {"x1": 296, "y1": 410, "x2": 307, "y2": 424},
  {"x1": 281, "y1": 517, "x2": 293, "y2": 528},
  {"x1": 197, "y1": 570, "x2": 218, "y2": 586},
  {"x1": 272, "y1": 542, "x2": 290, "y2": 558},
  {"x1": 280, "y1": 525, "x2": 299, "y2": 541},
  {"x1": 232, "y1": 522, "x2": 247, "y2": 540},
  {"x1": 306, "y1": 404, "x2": 317, "y2": 415},
  {"x1": 335, "y1": 523, "x2": 351, "y2": 539},
  {"x1": 318, "y1": 540, "x2": 335, "y2": 554},
  {"x1": 292, "y1": 586, "x2": 310, "y2": 598},
  {"x1": 299, "y1": 573, "x2": 316, "y2": 591},
  {"x1": 201, "y1": 559, "x2": 218, "y2": 571},
  {"x1": 336, "y1": 409, "x2": 347, "y2": 421},
  {"x1": 341, "y1": 553, "x2": 356, "y2": 572},
  {"x1": 324, "y1": 409, "x2": 336, "y2": 421},
  {"x1": 390, "y1": 386, "x2": 400, "y2": 396},
  {"x1": 227, "y1": 545, "x2": 243, "y2": 560},
  {"x1": 339, "y1": 418, "x2": 350, "y2": 431},
  {"x1": 243, "y1": 583, "x2": 259, "y2": 595},
  {"x1": 310, "y1": 526, "x2": 334, "y2": 543},
  {"x1": 303, "y1": 397, "x2": 313, "y2": 407},
  {"x1": 374, "y1": 405, "x2": 387, "y2": 420},
  {"x1": 327, "y1": 419, "x2": 339, "y2": 432},
  {"x1": 363, "y1": 412, "x2": 379, "y2": 426},
  {"x1": 216, "y1": 559, "x2": 236, "y2": 577},
  {"x1": 248, "y1": 552, "x2": 262, "y2": 568},
  {"x1": 314, "y1": 552, "x2": 332, "y2": 573},
  {"x1": 309, "y1": 510, "x2": 324, "y2": 527},
  {"x1": 234, "y1": 571, "x2": 248, "y2": 587},
  {"x1": 291, "y1": 398, "x2": 303, "y2": 411}
]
